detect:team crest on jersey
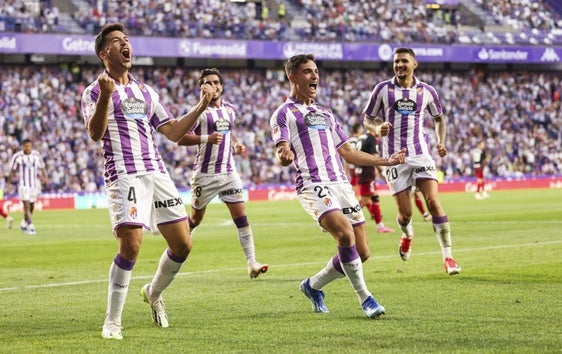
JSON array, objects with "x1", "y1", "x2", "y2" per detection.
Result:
[
  {"x1": 129, "y1": 206, "x2": 138, "y2": 219},
  {"x1": 272, "y1": 125, "x2": 281, "y2": 140},
  {"x1": 214, "y1": 118, "x2": 231, "y2": 134},
  {"x1": 85, "y1": 102, "x2": 96, "y2": 118},
  {"x1": 304, "y1": 112, "x2": 328, "y2": 130},
  {"x1": 122, "y1": 97, "x2": 147, "y2": 120},
  {"x1": 323, "y1": 197, "x2": 332, "y2": 207},
  {"x1": 394, "y1": 98, "x2": 417, "y2": 115}
]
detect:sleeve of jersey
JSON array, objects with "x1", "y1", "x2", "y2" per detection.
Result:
[
  {"x1": 425, "y1": 85, "x2": 444, "y2": 117},
  {"x1": 80, "y1": 83, "x2": 100, "y2": 127},
  {"x1": 332, "y1": 113, "x2": 349, "y2": 149},
  {"x1": 150, "y1": 96, "x2": 175, "y2": 130},
  {"x1": 362, "y1": 82, "x2": 385, "y2": 118},
  {"x1": 270, "y1": 106, "x2": 290, "y2": 145}
]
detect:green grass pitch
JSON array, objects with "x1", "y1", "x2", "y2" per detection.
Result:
[{"x1": 0, "y1": 189, "x2": 560, "y2": 353}]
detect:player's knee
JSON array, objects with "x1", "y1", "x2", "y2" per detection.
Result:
[
  {"x1": 370, "y1": 195, "x2": 379, "y2": 203},
  {"x1": 188, "y1": 215, "x2": 202, "y2": 228}
]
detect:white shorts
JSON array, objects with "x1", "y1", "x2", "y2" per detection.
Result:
[
  {"x1": 106, "y1": 172, "x2": 187, "y2": 234},
  {"x1": 190, "y1": 172, "x2": 245, "y2": 210},
  {"x1": 18, "y1": 186, "x2": 41, "y2": 203},
  {"x1": 383, "y1": 155, "x2": 438, "y2": 195},
  {"x1": 297, "y1": 182, "x2": 365, "y2": 232}
]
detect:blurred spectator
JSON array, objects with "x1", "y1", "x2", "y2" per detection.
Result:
[
  {"x1": 0, "y1": 64, "x2": 560, "y2": 195},
  {"x1": 0, "y1": 0, "x2": 560, "y2": 44}
]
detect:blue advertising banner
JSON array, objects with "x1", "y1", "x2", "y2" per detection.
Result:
[{"x1": 1, "y1": 33, "x2": 560, "y2": 63}]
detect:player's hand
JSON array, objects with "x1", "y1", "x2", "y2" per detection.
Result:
[
  {"x1": 276, "y1": 145, "x2": 294, "y2": 166},
  {"x1": 388, "y1": 148, "x2": 407, "y2": 165},
  {"x1": 200, "y1": 82, "x2": 215, "y2": 105},
  {"x1": 233, "y1": 142, "x2": 247, "y2": 154},
  {"x1": 436, "y1": 143, "x2": 447, "y2": 157},
  {"x1": 209, "y1": 132, "x2": 223, "y2": 145},
  {"x1": 97, "y1": 73, "x2": 115, "y2": 97},
  {"x1": 378, "y1": 122, "x2": 392, "y2": 137}
]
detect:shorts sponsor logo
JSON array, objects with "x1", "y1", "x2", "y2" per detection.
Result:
[
  {"x1": 154, "y1": 197, "x2": 184, "y2": 208},
  {"x1": 342, "y1": 204, "x2": 361, "y2": 215},
  {"x1": 220, "y1": 188, "x2": 243, "y2": 196},
  {"x1": 414, "y1": 165, "x2": 436, "y2": 173}
]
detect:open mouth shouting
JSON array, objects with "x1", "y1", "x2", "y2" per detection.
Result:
[
  {"x1": 309, "y1": 83, "x2": 318, "y2": 94},
  {"x1": 121, "y1": 47, "x2": 131, "y2": 62}
]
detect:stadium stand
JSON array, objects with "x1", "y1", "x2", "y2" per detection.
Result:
[
  {"x1": 1, "y1": 0, "x2": 561, "y2": 44},
  {"x1": 1, "y1": 64, "x2": 560, "y2": 194},
  {"x1": 0, "y1": 1, "x2": 560, "y2": 194}
]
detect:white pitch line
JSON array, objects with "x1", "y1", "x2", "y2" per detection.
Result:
[{"x1": 1, "y1": 240, "x2": 561, "y2": 293}]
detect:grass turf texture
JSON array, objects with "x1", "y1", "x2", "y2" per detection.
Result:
[{"x1": 0, "y1": 189, "x2": 560, "y2": 353}]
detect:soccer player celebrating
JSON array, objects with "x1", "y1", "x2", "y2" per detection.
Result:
[
  {"x1": 81, "y1": 23, "x2": 214, "y2": 340},
  {"x1": 7, "y1": 139, "x2": 46, "y2": 235},
  {"x1": 362, "y1": 47, "x2": 462, "y2": 275},
  {"x1": 270, "y1": 54, "x2": 406, "y2": 319},
  {"x1": 177, "y1": 68, "x2": 268, "y2": 279}
]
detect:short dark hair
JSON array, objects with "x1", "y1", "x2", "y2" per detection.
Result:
[
  {"x1": 352, "y1": 123, "x2": 362, "y2": 135},
  {"x1": 22, "y1": 139, "x2": 31, "y2": 145},
  {"x1": 394, "y1": 47, "x2": 416, "y2": 58},
  {"x1": 198, "y1": 68, "x2": 223, "y2": 86},
  {"x1": 95, "y1": 23, "x2": 126, "y2": 59},
  {"x1": 284, "y1": 54, "x2": 315, "y2": 78}
]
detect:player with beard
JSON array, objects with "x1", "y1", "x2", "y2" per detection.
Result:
[
  {"x1": 177, "y1": 68, "x2": 268, "y2": 279},
  {"x1": 362, "y1": 47, "x2": 461, "y2": 275}
]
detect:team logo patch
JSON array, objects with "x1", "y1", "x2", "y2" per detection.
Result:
[
  {"x1": 304, "y1": 112, "x2": 328, "y2": 130},
  {"x1": 323, "y1": 197, "x2": 332, "y2": 207},
  {"x1": 272, "y1": 125, "x2": 281, "y2": 140},
  {"x1": 129, "y1": 206, "x2": 138, "y2": 219},
  {"x1": 122, "y1": 97, "x2": 147, "y2": 120},
  {"x1": 394, "y1": 98, "x2": 417, "y2": 115}
]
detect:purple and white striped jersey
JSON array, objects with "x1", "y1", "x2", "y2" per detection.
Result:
[
  {"x1": 190, "y1": 101, "x2": 237, "y2": 175},
  {"x1": 270, "y1": 97, "x2": 349, "y2": 193},
  {"x1": 81, "y1": 72, "x2": 174, "y2": 186},
  {"x1": 9, "y1": 150, "x2": 45, "y2": 189},
  {"x1": 362, "y1": 76, "x2": 443, "y2": 158}
]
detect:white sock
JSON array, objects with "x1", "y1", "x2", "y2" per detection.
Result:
[
  {"x1": 397, "y1": 217, "x2": 414, "y2": 238},
  {"x1": 149, "y1": 249, "x2": 185, "y2": 301},
  {"x1": 434, "y1": 222, "x2": 453, "y2": 259},
  {"x1": 341, "y1": 258, "x2": 371, "y2": 304},
  {"x1": 310, "y1": 255, "x2": 346, "y2": 289},
  {"x1": 338, "y1": 246, "x2": 372, "y2": 304},
  {"x1": 105, "y1": 261, "x2": 132, "y2": 327},
  {"x1": 237, "y1": 225, "x2": 257, "y2": 265}
]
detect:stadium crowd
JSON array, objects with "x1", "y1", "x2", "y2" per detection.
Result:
[
  {"x1": 1, "y1": 64, "x2": 560, "y2": 194},
  {"x1": 1, "y1": 0, "x2": 561, "y2": 44}
]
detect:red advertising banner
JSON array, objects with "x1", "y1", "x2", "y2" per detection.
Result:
[
  {"x1": 0, "y1": 196, "x2": 75, "y2": 212},
  {"x1": 1, "y1": 177, "x2": 560, "y2": 209},
  {"x1": 247, "y1": 177, "x2": 562, "y2": 201}
]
